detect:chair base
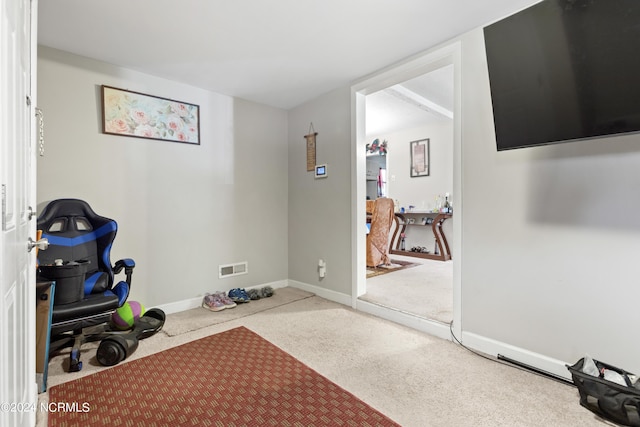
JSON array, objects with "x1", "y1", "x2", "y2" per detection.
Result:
[{"x1": 49, "y1": 309, "x2": 166, "y2": 372}]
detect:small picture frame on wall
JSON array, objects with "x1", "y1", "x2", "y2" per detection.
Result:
[{"x1": 410, "y1": 138, "x2": 429, "y2": 177}]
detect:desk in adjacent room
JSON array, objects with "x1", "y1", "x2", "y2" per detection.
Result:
[{"x1": 390, "y1": 211, "x2": 452, "y2": 261}]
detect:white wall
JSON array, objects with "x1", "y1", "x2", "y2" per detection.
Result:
[
  {"x1": 373, "y1": 121, "x2": 453, "y2": 211},
  {"x1": 37, "y1": 47, "x2": 288, "y2": 308}
]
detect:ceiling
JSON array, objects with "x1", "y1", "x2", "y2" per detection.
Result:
[
  {"x1": 38, "y1": 0, "x2": 539, "y2": 115},
  {"x1": 365, "y1": 65, "x2": 454, "y2": 136}
]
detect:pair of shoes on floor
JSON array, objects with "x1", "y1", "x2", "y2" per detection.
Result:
[
  {"x1": 202, "y1": 291, "x2": 237, "y2": 312},
  {"x1": 228, "y1": 288, "x2": 251, "y2": 303},
  {"x1": 246, "y1": 286, "x2": 275, "y2": 300}
]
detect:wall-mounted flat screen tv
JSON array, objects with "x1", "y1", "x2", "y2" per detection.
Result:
[{"x1": 484, "y1": 0, "x2": 640, "y2": 151}]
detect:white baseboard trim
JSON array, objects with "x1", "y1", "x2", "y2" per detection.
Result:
[
  {"x1": 152, "y1": 279, "x2": 571, "y2": 382},
  {"x1": 286, "y1": 281, "x2": 452, "y2": 341},
  {"x1": 287, "y1": 280, "x2": 352, "y2": 306},
  {"x1": 153, "y1": 279, "x2": 289, "y2": 316},
  {"x1": 462, "y1": 331, "x2": 572, "y2": 382},
  {"x1": 154, "y1": 296, "x2": 202, "y2": 316},
  {"x1": 356, "y1": 299, "x2": 452, "y2": 341},
  {"x1": 246, "y1": 279, "x2": 289, "y2": 291}
]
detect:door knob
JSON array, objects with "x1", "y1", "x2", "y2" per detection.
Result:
[{"x1": 27, "y1": 237, "x2": 48, "y2": 252}]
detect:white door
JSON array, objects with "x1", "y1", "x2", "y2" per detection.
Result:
[{"x1": 1, "y1": 0, "x2": 38, "y2": 426}]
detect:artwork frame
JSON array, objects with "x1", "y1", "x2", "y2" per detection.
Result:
[
  {"x1": 410, "y1": 138, "x2": 430, "y2": 177},
  {"x1": 101, "y1": 85, "x2": 200, "y2": 145}
]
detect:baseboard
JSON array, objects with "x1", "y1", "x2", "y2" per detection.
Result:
[
  {"x1": 154, "y1": 279, "x2": 289, "y2": 315},
  {"x1": 286, "y1": 281, "x2": 453, "y2": 341},
  {"x1": 153, "y1": 279, "x2": 571, "y2": 382},
  {"x1": 287, "y1": 280, "x2": 352, "y2": 306},
  {"x1": 461, "y1": 331, "x2": 572, "y2": 382},
  {"x1": 154, "y1": 296, "x2": 202, "y2": 316},
  {"x1": 286, "y1": 284, "x2": 569, "y2": 380},
  {"x1": 355, "y1": 299, "x2": 452, "y2": 341}
]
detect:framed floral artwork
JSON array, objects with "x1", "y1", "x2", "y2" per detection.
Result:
[{"x1": 101, "y1": 85, "x2": 200, "y2": 145}]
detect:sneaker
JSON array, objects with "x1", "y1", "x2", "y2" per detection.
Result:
[
  {"x1": 259, "y1": 286, "x2": 274, "y2": 298},
  {"x1": 214, "y1": 291, "x2": 237, "y2": 309},
  {"x1": 238, "y1": 288, "x2": 251, "y2": 302},
  {"x1": 202, "y1": 293, "x2": 225, "y2": 312},
  {"x1": 247, "y1": 289, "x2": 261, "y2": 300},
  {"x1": 228, "y1": 288, "x2": 250, "y2": 303}
]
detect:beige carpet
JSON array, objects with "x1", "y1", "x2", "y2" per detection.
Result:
[
  {"x1": 161, "y1": 286, "x2": 314, "y2": 336},
  {"x1": 39, "y1": 292, "x2": 611, "y2": 427},
  {"x1": 363, "y1": 257, "x2": 453, "y2": 323}
]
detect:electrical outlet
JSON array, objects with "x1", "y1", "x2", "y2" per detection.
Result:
[{"x1": 318, "y1": 259, "x2": 326, "y2": 278}]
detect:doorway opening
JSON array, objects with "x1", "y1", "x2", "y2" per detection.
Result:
[
  {"x1": 363, "y1": 64, "x2": 454, "y2": 324},
  {"x1": 351, "y1": 43, "x2": 462, "y2": 340}
]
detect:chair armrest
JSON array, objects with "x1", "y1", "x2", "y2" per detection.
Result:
[{"x1": 113, "y1": 258, "x2": 135, "y2": 274}]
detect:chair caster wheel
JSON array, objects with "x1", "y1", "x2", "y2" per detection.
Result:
[{"x1": 69, "y1": 349, "x2": 83, "y2": 372}]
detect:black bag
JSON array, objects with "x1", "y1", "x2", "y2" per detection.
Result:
[{"x1": 567, "y1": 358, "x2": 640, "y2": 426}]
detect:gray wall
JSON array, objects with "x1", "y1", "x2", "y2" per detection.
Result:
[
  {"x1": 459, "y1": 28, "x2": 640, "y2": 373},
  {"x1": 38, "y1": 17, "x2": 640, "y2": 376},
  {"x1": 287, "y1": 88, "x2": 352, "y2": 295},
  {"x1": 37, "y1": 47, "x2": 288, "y2": 307},
  {"x1": 286, "y1": 27, "x2": 640, "y2": 375}
]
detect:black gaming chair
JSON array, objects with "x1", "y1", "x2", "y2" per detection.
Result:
[{"x1": 37, "y1": 199, "x2": 135, "y2": 372}]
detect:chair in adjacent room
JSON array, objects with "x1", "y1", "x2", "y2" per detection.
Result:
[
  {"x1": 37, "y1": 198, "x2": 135, "y2": 372},
  {"x1": 366, "y1": 197, "x2": 395, "y2": 268}
]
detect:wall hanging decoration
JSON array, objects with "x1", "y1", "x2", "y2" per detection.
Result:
[
  {"x1": 304, "y1": 122, "x2": 318, "y2": 171},
  {"x1": 366, "y1": 138, "x2": 388, "y2": 155},
  {"x1": 410, "y1": 138, "x2": 430, "y2": 177},
  {"x1": 101, "y1": 85, "x2": 200, "y2": 145}
]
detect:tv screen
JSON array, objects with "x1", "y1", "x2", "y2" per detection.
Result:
[{"x1": 484, "y1": 0, "x2": 640, "y2": 151}]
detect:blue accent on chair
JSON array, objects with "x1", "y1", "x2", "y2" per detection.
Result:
[
  {"x1": 111, "y1": 282, "x2": 129, "y2": 306},
  {"x1": 122, "y1": 258, "x2": 135, "y2": 268},
  {"x1": 84, "y1": 272, "x2": 102, "y2": 295},
  {"x1": 44, "y1": 222, "x2": 116, "y2": 247},
  {"x1": 102, "y1": 242, "x2": 113, "y2": 280}
]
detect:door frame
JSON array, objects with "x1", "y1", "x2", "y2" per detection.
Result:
[{"x1": 350, "y1": 41, "x2": 462, "y2": 341}]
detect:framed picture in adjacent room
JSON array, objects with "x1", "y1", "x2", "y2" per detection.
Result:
[
  {"x1": 101, "y1": 85, "x2": 200, "y2": 145},
  {"x1": 410, "y1": 138, "x2": 429, "y2": 177}
]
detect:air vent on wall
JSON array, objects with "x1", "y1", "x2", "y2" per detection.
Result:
[{"x1": 219, "y1": 261, "x2": 248, "y2": 278}]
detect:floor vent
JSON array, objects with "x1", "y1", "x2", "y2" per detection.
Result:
[{"x1": 219, "y1": 261, "x2": 248, "y2": 278}]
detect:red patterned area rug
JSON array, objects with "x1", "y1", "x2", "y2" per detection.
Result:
[{"x1": 48, "y1": 326, "x2": 399, "y2": 426}]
